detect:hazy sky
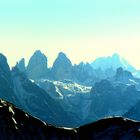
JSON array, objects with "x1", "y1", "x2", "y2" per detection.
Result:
[{"x1": 0, "y1": 0, "x2": 140, "y2": 68}]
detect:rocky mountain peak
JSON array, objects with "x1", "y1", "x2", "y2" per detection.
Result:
[
  {"x1": 58, "y1": 52, "x2": 67, "y2": 58},
  {"x1": 55, "y1": 52, "x2": 72, "y2": 66},
  {"x1": 51, "y1": 52, "x2": 72, "y2": 80},
  {"x1": 26, "y1": 50, "x2": 48, "y2": 80},
  {"x1": 116, "y1": 67, "x2": 133, "y2": 80},
  {"x1": 112, "y1": 53, "x2": 120, "y2": 59}
]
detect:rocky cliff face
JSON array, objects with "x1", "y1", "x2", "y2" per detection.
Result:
[
  {"x1": 73, "y1": 62, "x2": 97, "y2": 86},
  {"x1": 0, "y1": 53, "x2": 12, "y2": 83},
  {"x1": 0, "y1": 99, "x2": 140, "y2": 140},
  {"x1": 51, "y1": 52, "x2": 73, "y2": 80},
  {"x1": 26, "y1": 50, "x2": 48, "y2": 80},
  {"x1": 115, "y1": 67, "x2": 133, "y2": 81},
  {"x1": 0, "y1": 54, "x2": 16, "y2": 103}
]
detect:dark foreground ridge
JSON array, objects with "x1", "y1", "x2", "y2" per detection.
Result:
[{"x1": 1, "y1": 99, "x2": 140, "y2": 140}]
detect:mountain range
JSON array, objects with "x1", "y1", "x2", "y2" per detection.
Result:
[
  {"x1": 1, "y1": 50, "x2": 140, "y2": 139},
  {"x1": 2, "y1": 51, "x2": 140, "y2": 124}
]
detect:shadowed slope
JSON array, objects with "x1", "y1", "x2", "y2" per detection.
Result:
[{"x1": 0, "y1": 99, "x2": 140, "y2": 140}]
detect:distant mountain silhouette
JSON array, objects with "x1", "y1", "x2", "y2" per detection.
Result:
[
  {"x1": 91, "y1": 53, "x2": 136, "y2": 73},
  {"x1": 17, "y1": 51, "x2": 140, "y2": 83}
]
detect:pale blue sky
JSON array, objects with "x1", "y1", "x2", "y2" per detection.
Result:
[{"x1": 0, "y1": 0, "x2": 140, "y2": 68}]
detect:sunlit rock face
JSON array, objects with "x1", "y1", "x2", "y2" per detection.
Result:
[
  {"x1": 26, "y1": 50, "x2": 48, "y2": 80},
  {"x1": 36, "y1": 79, "x2": 92, "y2": 124},
  {"x1": 51, "y1": 52, "x2": 73, "y2": 80},
  {"x1": 16, "y1": 58, "x2": 26, "y2": 73}
]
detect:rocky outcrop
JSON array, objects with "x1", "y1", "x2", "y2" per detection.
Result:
[
  {"x1": 115, "y1": 67, "x2": 133, "y2": 81},
  {"x1": 26, "y1": 50, "x2": 48, "y2": 80},
  {"x1": 73, "y1": 62, "x2": 97, "y2": 86},
  {"x1": 112, "y1": 67, "x2": 140, "y2": 90},
  {"x1": 16, "y1": 58, "x2": 26, "y2": 72},
  {"x1": 51, "y1": 52, "x2": 73, "y2": 80}
]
